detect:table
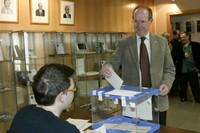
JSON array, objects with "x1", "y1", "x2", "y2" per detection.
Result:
[{"x1": 60, "y1": 109, "x2": 198, "y2": 133}]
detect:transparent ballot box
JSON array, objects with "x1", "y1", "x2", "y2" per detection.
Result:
[{"x1": 90, "y1": 86, "x2": 160, "y2": 133}]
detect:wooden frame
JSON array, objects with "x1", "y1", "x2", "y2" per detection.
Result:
[
  {"x1": 185, "y1": 21, "x2": 194, "y2": 33},
  {"x1": 196, "y1": 20, "x2": 200, "y2": 32},
  {"x1": 59, "y1": 0, "x2": 74, "y2": 25},
  {"x1": 175, "y1": 22, "x2": 184, "y2": 31},
  {"x1": 0, "y1": 0, "x2": 18, "y2": 23},
  {"x1": 30, "y1": 0, "x2": 49, "y2": 24}
]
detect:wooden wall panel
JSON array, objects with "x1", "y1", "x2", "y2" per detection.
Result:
[
  {"x1": 86, "y1": 0, "x2": 101, "y2": 32},
  {"x1": 0, "y1": 0, "x2": 154, "y2": 32}
]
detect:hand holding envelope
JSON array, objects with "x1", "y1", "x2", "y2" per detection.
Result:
[{"x1": 101, "y1": 66, "x2": 123, "y2": 90}]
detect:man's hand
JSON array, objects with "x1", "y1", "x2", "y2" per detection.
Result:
[
  {"x1": 159, "y1": 84, "x2": 169, "y2": 96},
  {"x1": 101, "y1": 66, "x2": 112, "y2": 78},
  {"x1": 184, "y1": 52, "x2": 190, "y2": 59}
]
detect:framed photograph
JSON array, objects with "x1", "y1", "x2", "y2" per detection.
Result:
[
  {"x1": 185, "y1": 21, "x2": 194, "y2": 33},
  {"x1": 0, "y1": 0, "x2": 18, "y2": 23},
  {"x1": 175, "y1": 22, "x2": 184, "y2": 31},
  {"x1": 59, "y1": 0, "x2": 74, "y2": 25},
  {"x1": 30, "y1": 0, "x2": 49, "y2": 24},
  {"x1": 196, "y1": 20, "x2": 200, "y2": 32}
]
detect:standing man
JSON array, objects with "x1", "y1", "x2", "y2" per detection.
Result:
[
  {"x1": 169, "y1": 29, "x2": 182, "y2": 96},
  {"x1": 179, "y1": 31, "x2": 200, "y2": 103},
  {"x1": 36, "y1": 2, "x2": 45, "y2": 16},
  {"x1": 101, "y1": 5, "x2": 175, "y2": 125}
]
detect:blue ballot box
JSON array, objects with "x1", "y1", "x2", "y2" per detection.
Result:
[{"x1": 90, "y1": 85, "x2": 160, "y2": 133}]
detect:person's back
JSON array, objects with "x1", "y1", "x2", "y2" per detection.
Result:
[
  {"x1": 9, "y1": 63, "x2": 81, "y2": 133},
  {"x1": 9, "y1": 105, "x2": 79, "y2": 133},
  {"x1": 170, "y1": 38, "x2": 183, "y2": 74}
]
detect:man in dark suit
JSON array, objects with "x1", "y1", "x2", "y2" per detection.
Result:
[
  {"x1": 179, "y1": 31, "x2": 200, "y2": 103},
  {"x1": 101, "y1": 5, "x2": 175, "y2": 125},
  {"x1": 63, "y1": 5, "x2": 71, "y2": 18},
  {"x1": 169, "y1": 30, "x2": 182, "y2": 96},
  {"x1": 35, "y1": 2, "x2": 45, "y2": 16}
]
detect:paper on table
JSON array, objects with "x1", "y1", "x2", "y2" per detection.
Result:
[
  {"x1": 79, "y1": 123, "x2": 92, "y2": 131},
  {"x1": 66, "y1": 118, "x2": 90, "y2": 130},
  {"x1": 105, "y1": 68, "x2": 123, "y2": 90}
]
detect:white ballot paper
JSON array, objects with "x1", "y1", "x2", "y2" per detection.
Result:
[
  {"x1": 105, "y1": 69, "x2": 123, "y2": 90},
  {"x1": 67, "y1": 118, "x2": 92, "y2": 132}
]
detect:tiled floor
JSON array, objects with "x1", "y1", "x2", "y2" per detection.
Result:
[{"x1": 167, "y1": 95, "x2": 200, "y2": 132}]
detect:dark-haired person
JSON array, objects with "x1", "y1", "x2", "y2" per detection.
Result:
[
  {"x1": 63, "y1": 5, "x2": 71, "y2": 18},
  {"x1": 1, "y1": 0, "x2": 13, "y2": 14},
  {"x1": 101, "y1": 5, "x2": 175, "y2": 125},
  {"x1": 9, "y1": 64, "x2": 95, "y2": 133},
  {"x1": 169, "y1": 29, "x2": 182, "y2": 96},
  {"x1": 179, "y1": 31, "x2": 200, "y2": 103}
]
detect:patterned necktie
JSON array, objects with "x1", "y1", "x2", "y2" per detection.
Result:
[{"x1": 140, "y1": 37, "x2": 151, "y2": 87}]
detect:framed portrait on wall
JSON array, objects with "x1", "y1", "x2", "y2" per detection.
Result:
[
  {"x1": 59, "y1": 0, "x2": 74, "y2": 25},
  {"x1": 0, "y1": 0, "x2": 18, "y2": 23},
  {"x1": 197, "y1": 20, "x2": 200, "y2": 32},
  {"x1": 175, "y1": 22, "x2": 184, "y2": 31},
  {"x1": 30, "y1": 0, "x2": 49, "y2": 24},
  {"x1": 185, "y1": 21, "x2": 194, "y2": 33}
]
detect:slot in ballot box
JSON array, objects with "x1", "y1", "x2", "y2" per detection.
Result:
[{"x1": 90, "y1": 85, "x2": 160, "y2": 133}]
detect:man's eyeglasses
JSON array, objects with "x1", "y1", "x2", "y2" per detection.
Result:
[{"x1": 63, "y1": 87, "x2": 77, "y2": 93}]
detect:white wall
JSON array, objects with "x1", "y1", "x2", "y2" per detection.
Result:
[
  {"x1": 171, "y1": 14, "x2": 200, "y2": 42},
  {"x1": 154, "y1": 0, "x2": 200, "y2": 40}
]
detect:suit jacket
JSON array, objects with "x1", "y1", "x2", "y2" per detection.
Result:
[
  {"x1": 63, "y1": 13, "x2": 71, "y2": 18},
  {"x1": 36, "y1": 9, "x2": 45, "y2": 16},
  {"x1": 105, "y1": 33, "x2": 175, "y2": 111},
  {"x1": 170, "y1": 39, "x2": 183, "y2": 74}
]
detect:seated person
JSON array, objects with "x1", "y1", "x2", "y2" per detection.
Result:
[{"x1": 9, "y1": 63, "x2": 95, "y2": 133}]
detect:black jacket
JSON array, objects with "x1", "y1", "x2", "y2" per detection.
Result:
[{"x1": 180, "y1": 41, "x2": 200, "y2": 72}]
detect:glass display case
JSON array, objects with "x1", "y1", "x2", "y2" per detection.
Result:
[
  {"x1": 44, "y1": 32, "x2": 73, "y2": 68},
  {"x1": 71, "y1": 32, "x2": 126, "y2": 108},
  {"x1": 90, "y1": 86, "x2": 160, "y2": 133},
  {"x1": 0, "y1": 31, "x2": 17, "y2": 133},
  {"x1": 12, "y1": 31, "x2": 45, "y2": 108}
]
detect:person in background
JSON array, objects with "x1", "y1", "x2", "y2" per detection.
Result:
[
  {"x1": 161, "y1": 32, "x2": 170, "y2": 43},
  {"x1": 1, "y1": 0, "x2": 13, "y2": 14},
  {"x1": 101, "y1": 5, "x2": 175, "y2": 125},
  {"x1": 169, "y1": 29, "x2": 182, "y2": 96},
  {"x1": 179, "y1": 31, "x2": 200, "y2": 103},
  {"x1": 63, "y1": 5, "x2": 71, "y2": 18},
  {"x1": 36, "y1": 2, "x2": 45, "y2": 16},
  {"x1": 9, "y1": 63, "x2": 96, "y2": 133}
]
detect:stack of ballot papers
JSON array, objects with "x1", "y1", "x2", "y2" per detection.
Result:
[
  {"x1": 66, "y1": 118, "x2": 92, "y2": 132},
  {"x1": 67, "y1": 118, "x2": 107, "y2": 133}
]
